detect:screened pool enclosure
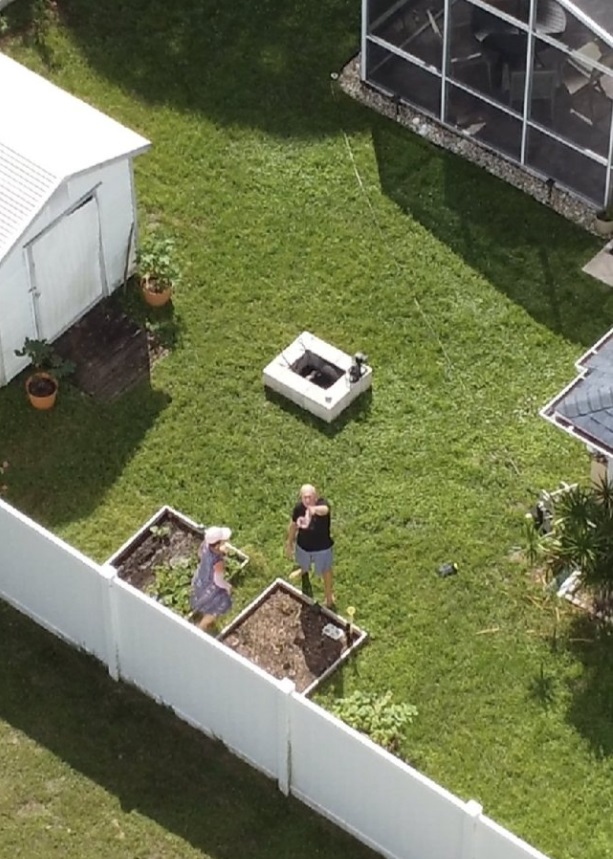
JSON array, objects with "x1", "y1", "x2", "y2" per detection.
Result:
[{"x1": 362, "y1": 0, "x2": 613, "y2": 206}]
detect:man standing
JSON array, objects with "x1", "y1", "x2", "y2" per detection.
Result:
[{"x1": 285, "y1": 483, "x2": 335, "y2": 608}]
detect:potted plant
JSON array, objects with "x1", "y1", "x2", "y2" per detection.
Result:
[
  {"x1": 14, "y1": 338, "x2": 75, "y2": 410},
  {"x1": 137, "y1": 234, "x2": 181, "y2": 307},
  {"x1": 594, "y1": 205, "x2": 613, "y2": 237}
]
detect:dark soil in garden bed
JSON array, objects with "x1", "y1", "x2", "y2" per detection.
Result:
[
  {"x1": 113, "y1": 510, "x2": 202, "y2": 592},
  {"x1": 220, "y1": 585, "x2": 359, "y2": 693}
]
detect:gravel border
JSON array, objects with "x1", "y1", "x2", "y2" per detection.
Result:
[{"x1": 338, "y1": 53, "x2": 604, "y2": 236}]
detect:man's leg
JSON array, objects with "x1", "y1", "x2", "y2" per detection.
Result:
[
  {"x1": 322, "y1": 569, "x2": 335, "y2": 607},
  {"x1": 290, "y1": 545, "x2": 311, "y2": 580},
  {"x1": 314, "y1": 548, "x2": 335, "y2": 608}
]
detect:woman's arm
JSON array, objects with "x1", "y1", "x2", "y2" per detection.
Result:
[{"x1": 213, "y1": 560, "x2": 231, "y2": 592}]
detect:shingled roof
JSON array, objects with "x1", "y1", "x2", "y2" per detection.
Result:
[{"x1": 541, "y1": 329, "x2": 613, "y2": 456}]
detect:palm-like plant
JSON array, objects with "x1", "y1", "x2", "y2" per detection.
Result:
[{"x1": 532, "y1": 479, "x2": 613, "y2": 607}]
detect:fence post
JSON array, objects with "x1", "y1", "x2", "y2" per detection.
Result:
[
  {"x1": 101, "y1": 565, "x2": 120, "y2": 681},
  {"x1": 277, "y1": 678, "x2": 295, "y2": 796},
  {"x1": 461, "y1": 799, "x2": 483, "y2": 859}
]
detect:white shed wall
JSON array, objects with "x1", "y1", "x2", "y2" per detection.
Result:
[
  {"x1": 67, "y1": 159, "x2": 136, "y2": 289},
  {"x1": 0, "y1": 157, "x2": 137, "y2": 385},
  {"x1": 0, "y1": 249, "x2": 37, "y2": 383}
]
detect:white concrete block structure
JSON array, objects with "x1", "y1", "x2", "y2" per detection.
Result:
[{"x1": 263, "y1": 331, "x2": 372, "y2": 422}]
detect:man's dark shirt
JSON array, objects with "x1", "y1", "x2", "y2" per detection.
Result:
[{"x1": 292, "y1": 497, "x2": 333, "y2": 552}]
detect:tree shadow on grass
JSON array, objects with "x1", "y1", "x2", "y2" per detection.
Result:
[
  {"x1": 7, "y1": 0, "x2": 366, "y2": 139},
  {"x1": 0, "y1": 379, "x2": 171, "y2": 531},
  {"x1": 0, "y1": 600, "x2": 378, "y2": 859},
  {"x1": 527, "y1": 661, "x2": 557, "y2": 711},
  {"x1": 372, "y1": 120, "x2": 613, "y2": 349},
  {"x1": 563, "y1": 614, "x2": 613, "y2": 758}
]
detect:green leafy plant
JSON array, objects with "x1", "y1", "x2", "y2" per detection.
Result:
[
  {"x1": 0, "y1": 14, "x2": 10, "y2": 35},
  {"x1": 14, "y1": 338, "x2": 75, "y2": 379},
  {"x1": 224, "y1": 548, "x2": 249, "y2": 580},
  {"x1": 330, "y1": 691, "x2": 418, "y2": 753},
  {"x1": 146, "y1": 558, "x2": 194, "y2": 617},
  {"x1": 149, "y1": 524, "x2": 171, "y2": 540},
  {"x1": 137, "y1": 234, "x2": 182, "y2": 294},
  {"x1": 526, "y1": 480, "x2": 613, "y2": 609}
]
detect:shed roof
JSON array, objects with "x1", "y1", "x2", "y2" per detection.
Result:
[
  {"x1": 541, "y1": 329, "x2": 613, "y2": 457},
  {"x1": 0, "y1": 52, "x2": 150, "y2": 261}
]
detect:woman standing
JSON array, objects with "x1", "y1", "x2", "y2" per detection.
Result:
[{"x1": 191, "y1": 526, "x2": 233, "y2": 631}]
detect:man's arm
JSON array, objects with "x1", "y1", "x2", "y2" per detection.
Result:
[
  {"x1": 286, "y1": 519, "x2": 298, "y2": 558},
  {"x1": 308, "y1": 503, "x2": 329, "y2": 516}
]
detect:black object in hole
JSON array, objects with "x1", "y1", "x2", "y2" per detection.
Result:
[{"x1": 291, "y1": 350, "x2": 343, "y2": 389}]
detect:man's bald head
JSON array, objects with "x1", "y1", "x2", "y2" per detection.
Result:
[{"x1": 300, "y1": 484, "x2": 317, "y2": 506}]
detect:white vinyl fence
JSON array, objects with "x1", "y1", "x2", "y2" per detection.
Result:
[
  {"x1": 0, "y1": 498, "x2": 113, "y2": 664},
  {"x1": 0, "y1": 499, "x2": 555, "y2": 859}
]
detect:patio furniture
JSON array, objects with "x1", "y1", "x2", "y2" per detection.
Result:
[
  {"x1": 563, "y1": 41, "x2": 602, "y2": 95},
  {"x1": 451, "y1": 49, "x2": 495, "y2": 92},
  {"x1": 535, "y1": 0, "x2": 567, "y2": 36},
  {"x1": 471, "y1": 5, "x2": 520, "y2": 42},
  {"x1": 505, "y1": 68, "x2": 559, "y2": 120}
]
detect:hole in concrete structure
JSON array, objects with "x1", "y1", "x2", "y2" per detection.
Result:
[{"x1": 291, "y1": 350, "x2": 344, "y2": 389}]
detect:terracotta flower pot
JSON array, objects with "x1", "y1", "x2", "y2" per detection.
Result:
[
  {"x1": 26, "y1": 372, "x2": 58, "y2": 410},
  {"x1": 141, "y1": 275, "x2": 172, "y2": 307}
]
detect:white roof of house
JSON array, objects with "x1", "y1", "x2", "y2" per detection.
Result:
[{"x1": 0, "y1": 52, "x2": 150, "y2": 261}]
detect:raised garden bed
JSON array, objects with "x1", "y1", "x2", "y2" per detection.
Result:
[
  {"x1": 219, "y1": 579, "x2": 367, "y2": 695},
  {"x1": 106, "y1": 506, "x2": 249, "y2": 615}
]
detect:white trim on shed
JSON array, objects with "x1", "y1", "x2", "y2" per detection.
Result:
[
  {"x1": 0, "y1": 54, "x2": 151, "y2": 387},
  {"x1": 0, "y1": 51, "x2": 150, "y2": 265}
]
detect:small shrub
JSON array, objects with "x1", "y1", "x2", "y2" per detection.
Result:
[
  {"x1": 137, "y1": 234, "x2": 182, "y2": 293},
  {"x1": 149, "y1": 524, "x2": 171, "y2": 540},
  {"x1": 330, "y1": 690, "x2": 418, "y2": 753},
  {"x1": 14, "y1": 338, "x2": 75, "y2": 378},
  {"x1": 525, "y1": 480, "x2": 613, "y2": 604},
  {"x1": 146, "y1": 559, "x2": 194, "y2": 617}
]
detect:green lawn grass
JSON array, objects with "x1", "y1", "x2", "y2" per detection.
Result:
[{"x1": 2, "y1": 2, "x2": 613, "y2": 858}]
